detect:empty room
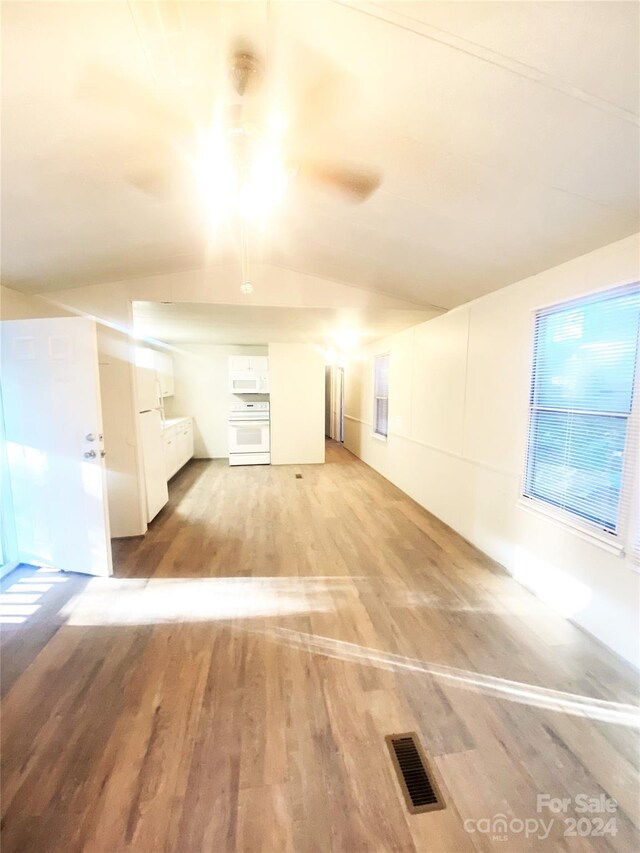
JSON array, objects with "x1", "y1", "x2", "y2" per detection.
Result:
[{"x1": 1, "y1": 1, "x2": 639, "y2": 851}]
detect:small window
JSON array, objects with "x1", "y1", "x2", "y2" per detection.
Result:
[
  {"x1": 374, "y1": 353, "x2": 389, "y2": 438},
  {"x1": 524, "y1": 283, "x2": 640, "y2": 538}
]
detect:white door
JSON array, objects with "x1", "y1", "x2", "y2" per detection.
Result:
[
  {"x1": 1, "y1": 317, "x2": 113, "y2": 576},
  {"x1": 139, "y1": 410, "x2": 169, "y2": 522}
]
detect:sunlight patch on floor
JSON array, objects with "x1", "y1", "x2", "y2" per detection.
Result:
[
  {"x1": 0, "y1": 567, "x2": 68, "y2": 625},
  {"x1": 258, "y1": 626, "x2": 640, "y2": 728},
  {"x1": 59, "y1": 576, "x2": 359, "y2": 626}
]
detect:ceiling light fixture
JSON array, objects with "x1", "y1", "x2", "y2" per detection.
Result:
[
  {"x1": 192, "y1": 115, "x2": 289, "y2": 295},
  {"x1": 193, "y1": 117, "x2": 289, "y2": 227}
]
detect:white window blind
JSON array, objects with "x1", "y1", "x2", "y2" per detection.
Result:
[
  {"x1": 374, "y1": 353, "x2": 389, "y2": 438},
  {"x1": 524, "y1": 283, "x2": 640, "y2": 546},
  {"x1": 631, "y1": 446, "x2": 640, "y2": 566}
]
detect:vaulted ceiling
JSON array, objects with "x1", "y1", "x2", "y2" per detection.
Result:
[
  {"x1": 2, "y1": 1, "x2": 638, "y2": 308},
  {"x1": 132, "y1": 300, "x2": 434, "y2": 346}
]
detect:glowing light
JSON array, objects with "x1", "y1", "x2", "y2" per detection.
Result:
[
  {"x1": 266, "y1": 110, "x2": 287, "y2": 139},
  {"x1": 0, "y1": 604, "x2": 40, "y2": 617},
  {"x1": 192, "y1": 124, "x2": 236, "y2": 227},
  {"x1": 512, "y1": 548, "x2": 591, "y2": 618},
  {"x1": 59, "y1": 576, "x2": 354, "y2": 627},
  {"x1": 331, "y1": 330, "x2": 361, "y2": 350},
  {"x1": 192, "y1": 116, "x2": 289, "y2": 225},
  {"x1": 0, "y1": 593, "x2": 41, "y2": 604},
  {"x1": 238, "y1": 140, "x2": 288, "y2": 220},
  {"x1": 8, "y1": 583, "x2": 53, "y2": 592},
  {"x1": 134, "y1": 347, "x2": 155, "y2": 368},
  {"x1": 23, "y1": 574, "x2": 67, "y2": 583}
]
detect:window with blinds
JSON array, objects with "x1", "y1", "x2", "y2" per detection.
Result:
[
  {"x1": 524, "y1": 283, "x2": 640, "y2": 547},
  {"x1": 374, "y1": 353, "x2": 389, "y2": 438}
]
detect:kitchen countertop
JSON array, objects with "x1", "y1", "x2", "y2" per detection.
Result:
[{"x1": 163, "y1": 416, "x2": 191, "y2": 430}]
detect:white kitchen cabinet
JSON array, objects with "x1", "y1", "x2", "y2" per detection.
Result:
[
  {"x1": 250, "y1": 355, "x2": 268, "y2": 372},
  {"x1": 163, "y1": 429, "x2": 178, "y2": 480},
  {"x1": 176, "y1": 419, "x2": 194, "y2": 467},
  {"x1": 163, "y1": 417, "x2": 193, "y2": 480},
  {"x1": 229, "y1": 355, "x2": 250, "y2": 372},
  {"x1": 229, "y1": 355, "x2": 268, "y2": 373}
]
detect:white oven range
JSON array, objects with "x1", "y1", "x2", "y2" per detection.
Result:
[{"x1": 228, "y1": 401, "x2": 270, "y2": 466}]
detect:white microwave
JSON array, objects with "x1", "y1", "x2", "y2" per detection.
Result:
[{"x1": 230, "y1": 371, "x2": 270, "y2": 394}]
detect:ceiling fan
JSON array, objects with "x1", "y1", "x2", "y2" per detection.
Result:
[
  {"x1": 78, "y1": 31, "x2": 381, "y2": 294},
  {"x1": 79, "y1": 40, "x2": 381, "y2": 209}
]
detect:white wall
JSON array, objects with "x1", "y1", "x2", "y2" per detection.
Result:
[
  {"x1": 269, "y1": 343, "x2": 326, "y2": 465},
  {"x1": 0, "y1": 286, "x2": 68, "y2": 321},
  {"x1": 344, "y1": 234, "x2": 640, "y2": 667},
  {"x1": 164, "y1": 344, "x2": 268, "y2": 458},
  {"x1": 3, "y1": 264, "x2": 414, "y2": 536}
]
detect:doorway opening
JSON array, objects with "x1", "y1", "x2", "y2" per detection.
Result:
[{"x1": 325, "y1": 365, "x2": 344, "y2": 443}]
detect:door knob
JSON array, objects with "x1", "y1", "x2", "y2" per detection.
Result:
[
  {"x1": 86, "y1": 433, "x2": 96, "y2": 442},
  {"x1": 84, "y1": 450, "x2": 97, "y2": 459}
]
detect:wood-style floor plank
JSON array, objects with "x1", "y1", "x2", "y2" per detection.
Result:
[{"x1": 1, "y1": 441, "x2": 639, "y2": 852}]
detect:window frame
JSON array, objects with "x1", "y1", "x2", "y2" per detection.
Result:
[
  {"x1": 520, "y1": 282, "x2": 640, "y2": 558},
  {"x1": 373, "y1": 352, "x2": 390, "y2": 441}
]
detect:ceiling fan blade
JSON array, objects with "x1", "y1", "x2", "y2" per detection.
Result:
[
  {"x1": 298, "y1": 160, "x2": 381, "y2": 202},
  {"x1": 279, "y1": 38, "x2": 355, "y2": 155},
  {"x1": 76, "y1": 64, "x2": 193, "y2": 141},
  {"x1": 123, "y1": 147, "x2": 187, "y2": 199},
  {"x1": 125, "y1": 169, "x2": 173, "y2": 199}
]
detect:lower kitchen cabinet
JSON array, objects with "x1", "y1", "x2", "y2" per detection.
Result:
[{"x1": 163, "y1": 417, "x2": 194, "y2": 480}]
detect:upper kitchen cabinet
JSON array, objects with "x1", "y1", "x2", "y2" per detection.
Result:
[
  {"x1": 229, "y1": 355, "x2": 250, "y2": 372},
  {"x1": 249, "y1": 356, "x2": 268, "y2": 372},
  {"x1": 229, "y1": 355, "x2": 268, "y2": 372}
]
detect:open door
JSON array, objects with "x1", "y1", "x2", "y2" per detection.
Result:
[
  {"x1": 1, "y1": 317, "x2": 113, "y2": 576},
  {"x1": 331, "y1": 366, "x2": 345, "y2": 443}
]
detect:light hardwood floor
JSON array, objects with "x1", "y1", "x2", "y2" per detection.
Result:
[{"x1": 1, "y1": 440, "x2": 639, "y2": 852}]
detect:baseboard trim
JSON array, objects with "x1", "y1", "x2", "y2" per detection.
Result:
[{"x1": 567, "y1": 615, "x2": 640, "y2": 674}]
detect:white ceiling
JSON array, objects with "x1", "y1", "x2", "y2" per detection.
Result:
[
  {"x1": 2, "y1": 1, "x2": 638, "y2": 309},
  {"x1": 132, "y1": 300, "x2": 434, "y2": 345}
]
